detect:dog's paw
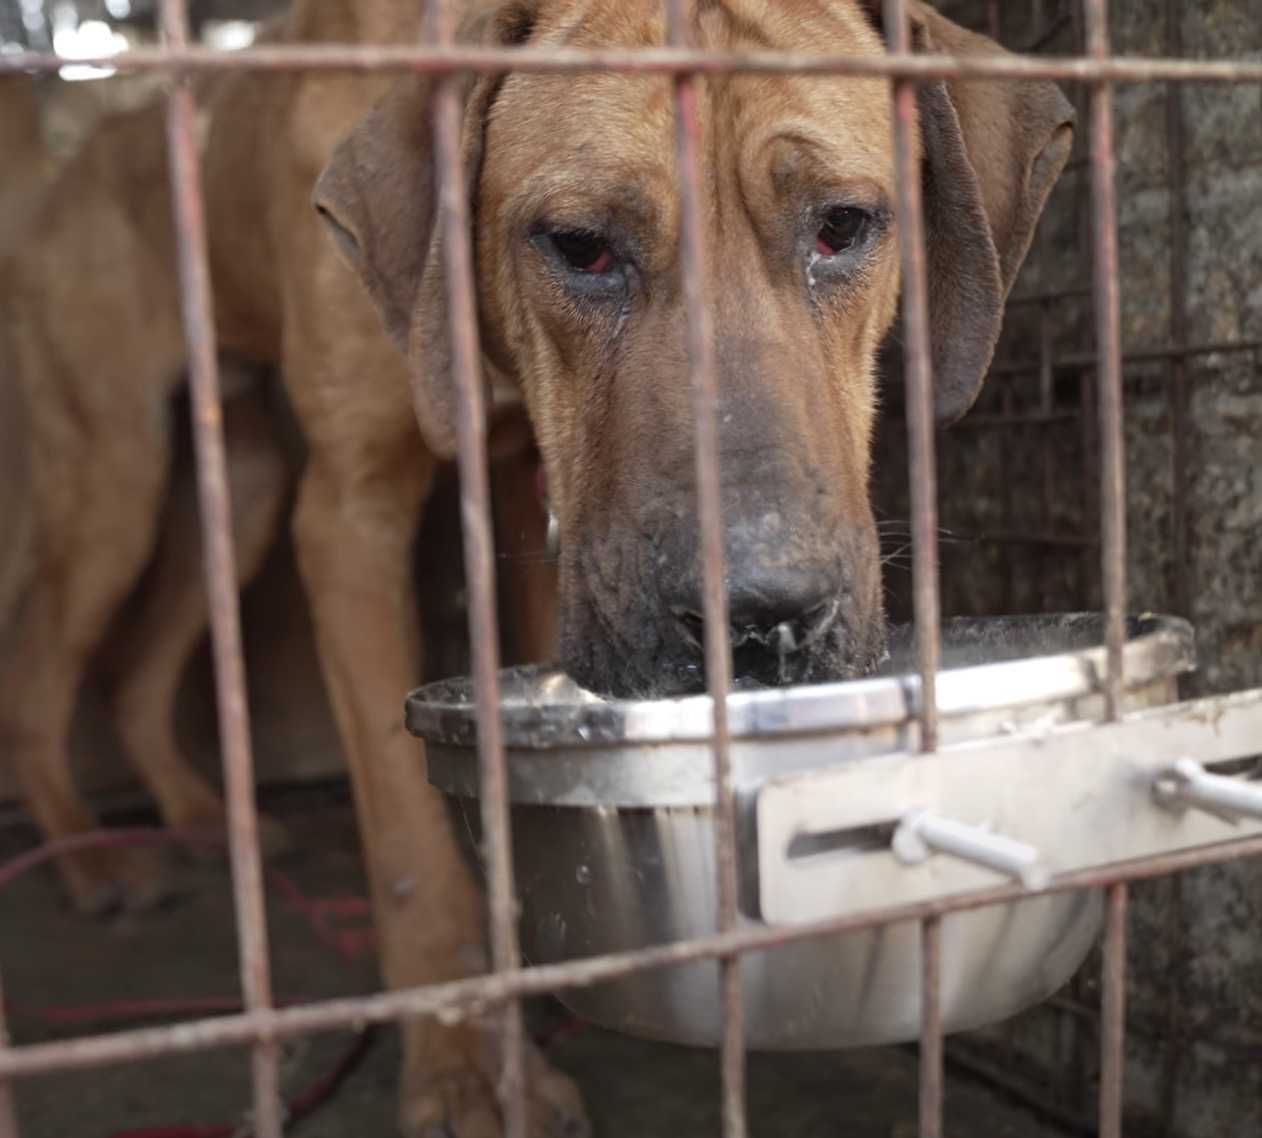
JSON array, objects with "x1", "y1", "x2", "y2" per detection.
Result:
[
  {"x1": 167, "y1": 796, "x2": 293, "y2": 862},
  {"x1": 61, "y1": 844, "x2": 171, "y2": 916},
  {"x1": 399, "y1": 1020, "x2": 590, "y2": 1138}
]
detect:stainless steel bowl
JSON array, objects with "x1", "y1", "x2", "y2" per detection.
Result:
[{"x1": 407, "y1": 614, "x2": 1194, "y2": 1050}]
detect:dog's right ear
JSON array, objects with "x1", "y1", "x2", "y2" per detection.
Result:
[
  {"x1": 312, "y1": 2, "x2": 538, "y2": 456},
  {"x1": 312, "y1": 77, "x2": 442, "y2": 357}
]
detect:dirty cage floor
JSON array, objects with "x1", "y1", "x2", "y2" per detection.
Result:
[{"x1": 0, "y1": 787, "x2": 1072, "y2": 1137}]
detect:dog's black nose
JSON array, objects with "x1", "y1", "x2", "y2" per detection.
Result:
[{"x1": 670, "y1": 564, "x2": 840, "y2": 682}]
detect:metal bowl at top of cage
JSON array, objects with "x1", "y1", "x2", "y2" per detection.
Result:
[{"x1": 406, "y1": 614, "x2": 1197, "y2": 1050}]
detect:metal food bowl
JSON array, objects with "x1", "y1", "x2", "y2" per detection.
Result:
[{"x1": 406, "y1": 614, "x2": 1194, "y2": 1050}]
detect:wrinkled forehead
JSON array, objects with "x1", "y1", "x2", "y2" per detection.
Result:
[{"x1": 482, "y1": 0, "x2": 895, "y2": 226}]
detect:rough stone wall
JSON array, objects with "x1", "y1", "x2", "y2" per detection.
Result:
[{"x1": 873, "y1": 3, "x2": 1262, "y2": 1134}]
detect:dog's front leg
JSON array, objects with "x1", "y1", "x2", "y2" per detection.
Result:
[{"x1": 290, "y1": 432, "x2": 586, "y2": 1138}]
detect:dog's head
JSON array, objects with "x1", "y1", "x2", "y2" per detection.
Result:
[{"x1": 314, "y1": 0, "x2": 1074, "y2": 698}]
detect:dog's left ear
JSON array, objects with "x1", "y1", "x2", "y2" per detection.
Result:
[
  {"x1": 312, "y1": 3, "x2": 535, "y2": 457},
  {"x1": 872, "y1": 3, "x2": 1076, "y2": 424}
]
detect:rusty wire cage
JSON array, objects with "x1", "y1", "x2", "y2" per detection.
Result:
[{"x1": 2, "y1": 1, "x2": 1262, "y2": 1136}]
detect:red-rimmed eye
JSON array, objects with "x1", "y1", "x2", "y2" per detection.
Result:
[
  {"x1": 552, "y1": 231, "x2": 615, "y2": 274},
  {"x1": 816, "y1": 207, "x2": 869, "y2": 256}
]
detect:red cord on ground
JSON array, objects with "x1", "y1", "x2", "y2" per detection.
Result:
[
  {"x1": 0, "y1": 826, "x2": 376, "y2": 1138},
  {"x1": 0, "y1": 825, "x2": 587, "y2": 1137}
]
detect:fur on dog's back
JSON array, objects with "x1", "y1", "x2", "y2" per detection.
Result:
[{"x1": 0, "y1": 99, "x2": 185, "y2": 652}]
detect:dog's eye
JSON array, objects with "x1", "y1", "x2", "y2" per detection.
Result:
[
  {"x1": 816, "y1": 207, "x2": 869, "y2": 257},
  {"x1": 551, "y1": 230, "x2": 616, "y2": 274}
]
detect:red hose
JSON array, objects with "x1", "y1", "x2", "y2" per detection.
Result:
[
  {"x1": 1, "y1": 824, "x2": 585, "y2": 1138},
  {"x1": 1, "y1": 826, "x2": 376, "y2": 1138}
]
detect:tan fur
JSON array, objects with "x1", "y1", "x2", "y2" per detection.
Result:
[
  {"x1": 0, "y1": 77, "x2": 47, "y2": 623},
  {"x1": 201, "y1": 0, "x2": 1070, "y2": 1133},
  {"x1": 0, "y1": 102, "x2": 291, "y2": 912},
  {"x1": 201, "y1": 9, "x2": 573, "y2": 1137},
  {"x1": 0, "y1": 77, "x2": 51, "y2": 257}
]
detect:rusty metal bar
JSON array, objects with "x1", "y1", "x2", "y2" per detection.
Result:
[
  {"x1": 5, "y1": 829, "x2": 1262, "y2": 1081},
  {"x1": 884, "y1": 0, "x2": 941, "y2": 752},
  {"x1": 1039, "y1": 303, "x2": 1057, "y2": 591},
  {"x1": 998, "y1": 386, "x2": 1017, "y2": 612},
  {"x1": 156, "y1": 2, "x2": 281, "y2": 1135},
  {"x1": 7, "y1": 43, "x2": 1262, "y2": 82},
  {"x1": 1160, "y1": 872, "x2": 1186, "y2": 1138},
  {"x1": 0, "y1": 966, "x2": 18, "y2": 1138},
  {"x1": 1030, "y1": 0, "x2": 1046, "y2": 37},
  {"x1": 663, "y1": 3, "x2": 745, "y2": 1133},
  {"x1": 1079, "y1": 369, "x2": 1099, "y2": 605},
  {"x1": 1099, "y1": 882, "x2": 1130, "y2": 1138},
  {"x1": 1165, "y1": 0, "x2": 1191, "y2": 622},
  {"x1": 920, "y1": 917, "x2": 944, "y2": 1138},
  {"x1": 1084, "y1": 0, "x2": 1127, "y2": 721},
  {"x1": 986, "y1": 0, "x2": 1002, "y2": 42},
  {"x1": 1160, "y1": 9, "x2": 1190, "y2": 1130},
  {"x1": 1038, "y1": 305, "x2": 1056, "y2": 410},
  {"x1": 425, "y1": 1, "x2": 526, "y2": 1133}
]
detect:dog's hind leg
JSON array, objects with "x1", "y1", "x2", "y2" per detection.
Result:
[
  {"x1": 0, "y1": 398, "x2": 172, "y2": 914},
  {"x1": 110, "y1": 368, "x2": 291, "y2": 857}
]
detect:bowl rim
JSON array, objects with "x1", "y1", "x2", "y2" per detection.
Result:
[{"x1": 404, "y1": 612, "x2": 1194, "y2": 750}]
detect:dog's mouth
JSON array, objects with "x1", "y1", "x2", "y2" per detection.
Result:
[
  {"x1": 559, "y1": 538, "x2": 887, "y2": 700},
  {"x1": 672, "y1": 597, "x2": 846, "y2": 689},
  {"x1": 735, "y1": 614, "x2": 883, "y2": 692},
  {"x1": 625, "y1": 596, "x2": 883, "y2": 698}
]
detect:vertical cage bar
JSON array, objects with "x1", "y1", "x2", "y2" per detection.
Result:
[
  {"x1": 156, "y1": 3, "x2": 282, "y2": 1134},
  {"x1": 1164, "y1": 0, "x2": 1191, "y2": 621},
  {"x1": 1159, "y1": 874, "x2": 1186, "y2": 1137},
  {"x1": 1160, "y1": 16, "x2": 1189, "y2": 1128},
  {"x1": 425, "y1": 3, "x2": 526, "y2": 1134},
  {"x1": 1099, "y1": 882, "x2": 1129, "y2": 1138},
  {"x1": 1078, "y1": 368, "x2": 1097, "y2": 605},
  {"x1": 1039, "y1": 304, "x2": 1055, "y2": 447},
  {"x1": 919, "y1": 917, "x2": 944, "y2": 1138},
  {"x1": 662, "y1": 4, "x2": 745, "y2": 1136},
  {"x1": 1084, "y1": 0, "x2": 1127, "y2": 721},
  {"x1": 1031, "y1": 0, "x2": 1048, "y2": 43},
  {"x1": 0, "y1": 967, "x2": 19, "y2": 1138},
  {"x1": 884, "y1": 0, "x2": 941, "y2": 752},
  {"x1": 986, "y1": 0, "x2": 1002, "y2": 42},
  {"x1": 999, "y1": 385, "x2": 1016, "y2": 613},
  {"x1": 1038, "y1": 303, "x2": 1056, "y2": 604}
]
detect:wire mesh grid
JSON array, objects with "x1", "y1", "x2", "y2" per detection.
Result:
[{"x1": 1, "y1": 2, "x2": 1260, "y2": 1137}]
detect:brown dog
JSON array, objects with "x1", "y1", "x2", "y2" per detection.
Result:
[
  {"x1": 0, "y1": 96, "x2": 292, "y2": 912},
  {"x1": 197, "y1": 1, "x2": 1072, "y2": 1134},
  {"x1": 0, "y1": 76, "x2": 542, "y2": 915}
]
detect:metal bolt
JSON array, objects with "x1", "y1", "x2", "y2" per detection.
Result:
[{"x1": 893, "y1": 809, "x2": 1051, "y2": 890}]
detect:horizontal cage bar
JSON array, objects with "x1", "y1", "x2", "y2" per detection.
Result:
[{"x1": 3, "y1": 45, "x2": 1262, "y2": 83}]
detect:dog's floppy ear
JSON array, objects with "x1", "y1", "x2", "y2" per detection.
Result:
[
  {"x1": 312, "y1": 4, "x2": 534, "y2": 456},
  {"x1": 312, "y1": 73, "x2": 494, "y2": 457},
  {"x1": 873, "y1": 3, "x2": 1076, "y2": 424},
  {"x1": 312, "y1": 76, "x2": 442, "y2": 355}
]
